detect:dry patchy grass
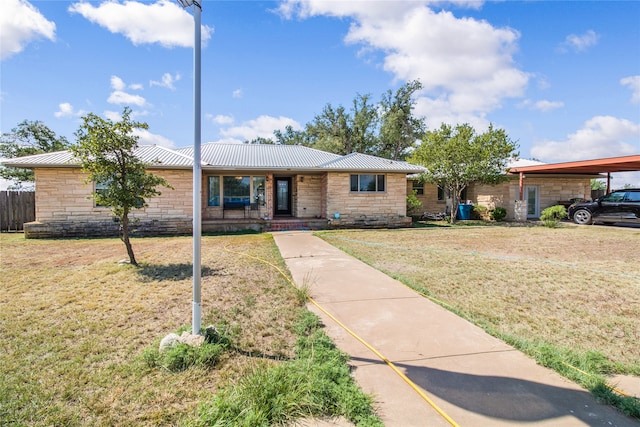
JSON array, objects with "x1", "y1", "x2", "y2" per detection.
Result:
[
  {"x1": 318, "y1": 225, "x2": 640, "y2": 370},
  {"x1": 0, "y1": 233, "x2": 302, "y2": 426}
]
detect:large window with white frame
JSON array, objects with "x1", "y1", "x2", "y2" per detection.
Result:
[{"x1": 350, "y1": 174, "x2": 386, "y2": 192}]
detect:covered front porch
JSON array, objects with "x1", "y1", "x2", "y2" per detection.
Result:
[{"x1": 203, "y1": 172, "x2": 326, "y2": 223}]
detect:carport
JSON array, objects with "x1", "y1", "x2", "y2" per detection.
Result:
[{"x1": 509, "y1": 154, "x2": 640, "y2": 200}]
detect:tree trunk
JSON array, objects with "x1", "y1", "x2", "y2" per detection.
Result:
[
  {"x1": 450, "y1": 188, "x2": 458, "y2": 224},
  {"x1": 120, "y1": 212, "x2": 138, "y2": 266}
]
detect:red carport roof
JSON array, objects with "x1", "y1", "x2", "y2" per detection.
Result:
[{"x1": 509, "y1": 154, "x2": 640, "y2": 175}]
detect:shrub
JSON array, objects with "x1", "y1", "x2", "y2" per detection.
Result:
[
  {"x1": 540, "y1": 205, "x2": 567, "y2": 228},
  {"x1": 472, "y1": 205, "x2": 489, "y2": 221},
  {"x1": 490, "y1": 207, "x2": 507, "y2": 222},
  {"x1": 406, "y1": 190, "x2": 422, "y2": 218},
  {"x1": 143, "y1": 325, "x2": 231, "y2": 372}
]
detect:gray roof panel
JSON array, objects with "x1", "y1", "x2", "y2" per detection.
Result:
[
  {"x1": 319, "y1": 152, "x2": 425, "y2": 172},
  {"x1": 1, "y1": 145, "x2": 194, "y2": 169},
  {"x1": 2, "y1": 143, "x2": 425, "y2": 173},
  {"x1": 177, "y1": 143, "x2": 342, "y2": 169}
]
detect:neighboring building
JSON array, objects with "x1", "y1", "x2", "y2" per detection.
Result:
[
  {"x1": 2, "y1": 143, "x2": 425, "y2": 238},
  {"x1": 408, "y1": 158, "x2": 599, "y2": 220}
]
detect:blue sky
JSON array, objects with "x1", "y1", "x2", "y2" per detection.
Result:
[{"x1": 2, "y1": 0, "x2": 639, "y2": 185}]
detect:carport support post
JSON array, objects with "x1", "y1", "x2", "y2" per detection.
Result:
[
  {"x1": 606, "y1": 172, "x2": 611, "y2": 194},
  {"x1": 518, "y1": 172, "x2": 524, "y2": 200}
]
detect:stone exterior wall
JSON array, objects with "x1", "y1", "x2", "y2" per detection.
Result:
[
  {"x1": 26, "y1": 167, "x2": 192, "y2": 238},
  {"x1": 26, "y1": 168, "x2": 416, "y2": 236},
  {"x1": 294, "y1": 174, "x2": 323, "y2": 218},
  {"x1": 408, "y1": 181, "x2": 447, "y2": 214},
  {"x1": 327, "y1": 172, "x2": 410, "y2": 227},
  {"x1": 408, "y1": 175, "x2": 592, "y2": 220}
]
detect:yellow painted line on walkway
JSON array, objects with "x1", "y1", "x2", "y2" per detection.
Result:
[{"x1": 225, "y1": 244, "x2": 461, "y2": 427}]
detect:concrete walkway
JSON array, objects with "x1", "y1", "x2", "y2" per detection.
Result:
[{"x1": 273, "y1": 231, "x2": 637, "y2": 427}]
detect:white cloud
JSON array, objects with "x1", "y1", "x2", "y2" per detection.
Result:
[
  {"x1": 232, "y1": 89, "x2": 243, "y2": 99},
  {"x1": 133, "y1": 128, "x2": 175, "y2": 148},
  {"x1": 150, "y1": 72, "x2": 180, "y2": 90},
  {"x1": 0, "y1": 0, "x2": 56, "y2": 60},
  {"x1": 110, "y1": 75, "x2": 126, "y2": 91},
  {"x1": 531, "y1": 116, "x2": 640, "y2": 162},
  {"x1": 107, "y1": 90, "x2": 146, "y2": 106},
  {"x1": 620, "y1": 75, "x2": 640, "y2": 104},
  {"x1": 207, "y1": 114, "x2": 234, "y2": 125},
  {"x1": 279, "y1": 1, "x2": 529, "y2": 130},
  {"x1": 108, "y1": 76, "x2": 146, "y2": 106},
  {"x1": 220, "y1": 115, "x2": 302, "y2": 142},
  {"x1": 54, "y1": 102, "x2": 86, "y2": 118},
  {"x1": 559, "y1": 30, "x2": 599, "y2": 53},
  {"x1": 129, "y1": 83, "x2": 144, "y2": 90},
  {"x1": 104, "y1": 110, "x2": 122, "y2": 122},
  {"x1": 518, "y1": 99, "x2": 564, "y2": 112},
  {"x1": 68, "y1": 0, "x2": 213, "y2": 48}
]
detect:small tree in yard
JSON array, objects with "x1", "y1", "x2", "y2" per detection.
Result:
[
  {"x1": 410, "y1": 123, "x2": 518, "y2": 223},
  {"x1": 71, "y1": 107, "x2": 172, "y2": 266}
]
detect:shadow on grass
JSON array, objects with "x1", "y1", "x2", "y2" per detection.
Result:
[{"x1": 137, "y1": 263, "x2": 226, "y2": 282}]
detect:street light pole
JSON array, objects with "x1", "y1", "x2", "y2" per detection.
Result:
[{"x1": 177, "y1": 0, "x2": 202, "y2": 335}]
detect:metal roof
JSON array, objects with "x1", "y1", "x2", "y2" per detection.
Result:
[
  {"x1": 1, "y1": 145, "x2": 195, "y2": 169},
  {"x1": 508, "y1": 154, "x2": 640, "y2": 175},
  {"x1": 178, "y1": 143, "x2": 425, "y2": 172},
  {"x1": 177, "y1": 143, "x2": 342, "y2": 170},
  {"x1": 2, "y1": 143, "x2": 426, "y2": 173},
  {"x1": 320, "y1": 152, "x2": 425, "y2": 172}
]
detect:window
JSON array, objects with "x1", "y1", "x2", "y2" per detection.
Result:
[
  {"x1": 601, "y1": 191, "x2": 625, "y2": 202},
  {"x1": 625, "y1": 191, "x2": 640, "y2": 202},
  {"x1": 224, "y1": 176, "x2": 251, "y2": 205},
  {"x1": 94, "y1": 180, "x2": 109, "y2": 207},
  {"x1": 208, "y1": 176, "x2": 220, "y2": 206},
  {"x1": 350, "y1": 174, "x2": 386, "y2": 192},
  {"x1": 253, "y1": 176, "x2": 266, "y2": 205},
  {"x1": 437, "y1": 185, "x2": 467, "y2": 201},
  {"x1": 208, "y1": 175, "x2": 267, "y2": 207},
  {"x1": 412, "y1": 180, "x2": 424, "y2": 195}
]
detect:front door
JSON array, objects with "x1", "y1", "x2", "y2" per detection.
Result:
[
  {"x1": 274, "y1": 177, "x2": 292, "y2": 216},
  {"x1": 525, "y1": 185, "x2": 539, "y2": 218}
]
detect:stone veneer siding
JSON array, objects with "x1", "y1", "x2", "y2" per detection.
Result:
[
  {"x1": 25, "y1": 167, "x2": 193, "y2": 238},
  {"x1": 408, "y1": 176, "x2": 591, "y2": 220},
  {"x1": 409, "y1": 182, "x2": 446, "y2": 214},
  {"x1": 327, "y1": 172, "x2": 410, "y2": 227},
  {"x1": 294, "y1": 174, "x2": 323, "y2": 218}
]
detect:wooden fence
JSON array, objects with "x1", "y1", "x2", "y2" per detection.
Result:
[{"x1": 0, "y1": 191, "x2": 35, "y2": 231}]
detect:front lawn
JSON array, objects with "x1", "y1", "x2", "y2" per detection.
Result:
[
  {"x1": 0, "y1": 233, "x2": 378, "y2": 426},
  {"x1": 317, "y1": 224, "x2": 640, "y2": 417}
]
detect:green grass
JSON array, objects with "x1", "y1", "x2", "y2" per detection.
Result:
[
  {"x1": 0, "y1": 233, "x2": 378, "y2": 426},
  {"x1": 196, "y1": 311, "x2": 382, "y2": 426},
  {"x1": 316, "y1": 225, "x2": 640, "y2": 419}
]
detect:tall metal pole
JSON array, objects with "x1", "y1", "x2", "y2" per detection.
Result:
[{"x1": 192, "y1": 1, "x2": 202, "y2": 335}]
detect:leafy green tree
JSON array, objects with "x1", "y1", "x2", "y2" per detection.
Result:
[
  {"x1": 378, "y1": 80, "x2": 426, "y2": 160},
  {"x1": 590, "y1": 179, "x2": 606, "y2": 190},
  {"x1": 71, "y1": 107, "x2": 172, "y2": 266},
  {"x1": 410, "y1": 123, "x2": 518, "y2": 223},
  {"x1": 304, "y1": 93, "x2": 378, "y2": 155},
  {"x1": 273, "y1": 125, "x2": 309, "y2": 145},
  {"x1": 0, "y1": 120, "x2": 70, "y2": 186}
]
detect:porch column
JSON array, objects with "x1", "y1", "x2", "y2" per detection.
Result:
[{"x1": 519, "y1": 172, "x2": 524, "y2": 200}]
